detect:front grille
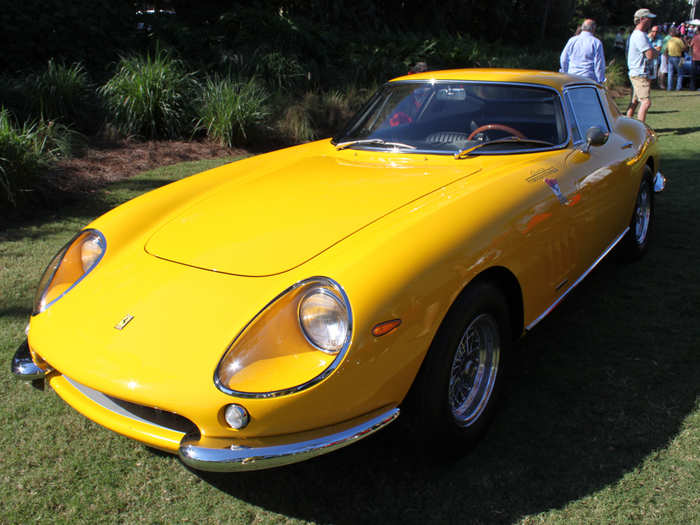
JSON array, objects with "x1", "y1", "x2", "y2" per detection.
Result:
[
  {"x1": 64, "y1": 375, "x2": 199, "y2": 436},
  {"x1": 108, "y1": 396, "x2": 198, "y2": 435}
]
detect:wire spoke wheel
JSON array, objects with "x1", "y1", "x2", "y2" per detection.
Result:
[
  {"x1": 634, "y1": 182, "x2": 651, "y2": 246},
  {"x1": 447, "y1": 313, "x2": 500, "y2": 427}
]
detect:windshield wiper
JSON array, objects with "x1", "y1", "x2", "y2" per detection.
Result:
[
  {"x1": 454, "y1": 137, "x2": 555, "y2": 159},
  {"x1": 335, "y1": 138, "x2": 416, "y2": 151}
]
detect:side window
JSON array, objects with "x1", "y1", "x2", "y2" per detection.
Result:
[
  {"x1": 563, "y1": 95, "x2": 582, "y2": 144},
  {"x1": 565, "y1": 87, "x2": 610, "y2": 140}
]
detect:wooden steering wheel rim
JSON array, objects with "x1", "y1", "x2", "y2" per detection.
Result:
[{"x1": 467, "y1": 124, "x2": 526, "y2": 140}]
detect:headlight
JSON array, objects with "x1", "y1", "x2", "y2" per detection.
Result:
[
  {"x1": 215, "y1": 277, "x2": 352, "y2": 398},
  {"x1": 33, "y1": 229, "x2": 106, "y2": 314},
  {"x1": 298, "y1": 288, "x2": 349, "y2": 353}
]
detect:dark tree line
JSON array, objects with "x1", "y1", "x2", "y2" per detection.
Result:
[{"x1": 0, "y1": 0, "x2": 692, "y2": 74}]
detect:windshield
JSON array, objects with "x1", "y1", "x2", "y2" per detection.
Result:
[{"x1": 334, "y1": 81, "x2": 568, "y2": 155}]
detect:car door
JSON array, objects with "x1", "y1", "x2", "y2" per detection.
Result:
[{"x1": 560, "y1": 85, "x2": 633, "y2": 274}]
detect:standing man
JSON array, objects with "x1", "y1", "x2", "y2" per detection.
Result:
[
  {"x1": 626, "y1": 8, "x2": 658, "y2": 122},
  {"x1": 560, "y1": 19, "x2": 606, "y2": 83},
  {"x1": 647, "y1": 25, "x2": 663, "y2": 80},
  {"x1": 691, "y1": 26, "x2": 700, "y2": 90},
  {"x1": 665, "y1": 28, "x2": 687, "y2": 90}
]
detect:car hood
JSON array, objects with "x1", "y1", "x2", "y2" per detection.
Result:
[{"x1": 145, "y1": 150, "x2": 481, "y2": 276}]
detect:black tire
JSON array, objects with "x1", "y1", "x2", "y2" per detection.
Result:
[
  {"x1": 621, "y1": 166, "x2": 654, "y2": 260},
  {"x1": 408, "y1": 281, "x2": 511, "y2": 454}
]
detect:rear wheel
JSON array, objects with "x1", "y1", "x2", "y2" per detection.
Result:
[{"x1": 410, "y1": 281, "x2": 511, "y2": 453}]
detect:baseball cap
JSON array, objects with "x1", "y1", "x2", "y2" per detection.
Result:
[{"x1": 634, "y1": 8, "x2": 656, "y2": 19}]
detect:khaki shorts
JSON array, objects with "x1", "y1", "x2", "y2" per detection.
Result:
[{"x1": 630, "y1": 76, "x2": 651, "y2": 102}]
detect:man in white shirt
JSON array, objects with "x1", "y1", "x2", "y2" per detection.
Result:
[
  {"x1": 560, "y1": 19, "x2": 606, "y2": 83},
  {"x1": 626, "y1": 8, "x2": 658, "y2": 122}
]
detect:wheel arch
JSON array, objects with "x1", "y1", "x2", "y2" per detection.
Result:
[
  {"x1": 464, "y1": 266, "x2": 524, "y2": 344},
  {"x1": 407, "y1": 264, "x2": 524, "y2": 400},
  {"x1": 400, "y1": 264, "x2": 522, "y2": 436},
  {"x1": 645, "y1": 155, "x2": 656, "y2": 176}
]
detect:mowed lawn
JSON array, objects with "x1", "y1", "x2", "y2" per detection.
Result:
[{"x1": 1, "y1": 90, "x2": 698, "y2": 524}]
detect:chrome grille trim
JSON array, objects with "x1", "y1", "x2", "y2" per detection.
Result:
[{"x1": 63, "y1": 375, "x2": 196, "y2": 435}]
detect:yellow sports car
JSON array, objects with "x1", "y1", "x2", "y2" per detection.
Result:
[{"x1": 12, "y1": 69, "x2": 664, "y2": 471}]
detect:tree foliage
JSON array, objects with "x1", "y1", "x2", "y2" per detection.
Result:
[
  {"x1": 0, "y1": 0, "x2": 136, "y2": 75},
  {"x1": 1, "y1": 0, "x2": 693, "y2": 77}
]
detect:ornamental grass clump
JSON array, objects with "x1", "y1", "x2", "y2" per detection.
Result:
[
  {"x1": 604, "y1": 59, "x2": 627, "y2": 92},
  {"x1": 0, "y1": 108, "x2": 81, "y2": 209},
  {"x1": 276, "y1": 88, "x2": 359, "y2": 143},
  {"x1": 100, "y1": 50, "x2": 198, "y2": 140},
  {"x1": 0, "y1": 109, "x2": 50, "y2": 207},
  {"x1": 196, "y1": 76, "x2": 270, "y2": 147},
  {"x1": 26, "y1": 59, "x2": 94, "y2": 129}
]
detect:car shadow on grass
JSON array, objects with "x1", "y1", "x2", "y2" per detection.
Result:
[
  {"x1": 652, "y1": 126, "x2": 700, "y2": 135},
  {"x1": 191, "y1": 237, "x2": 699, "y2": 525}
]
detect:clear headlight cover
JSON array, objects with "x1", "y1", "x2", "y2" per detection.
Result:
[
  {"x1": 298, "y1": 288, "x2": 349, "y2": 353},
  {"x1": 33, "y1": 229, "x2": 106, "y2": 314},
  {"x1": 215, "y1": 277, "x2": 352, "y2": 398}
]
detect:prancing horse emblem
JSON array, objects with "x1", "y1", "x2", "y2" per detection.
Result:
[{"x1": 115, "y1": 314, "x2": 135, "y2": 330}]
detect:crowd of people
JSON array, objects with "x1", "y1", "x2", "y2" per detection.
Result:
[{"x1": 559, "y1": 7, "x2": 700, "y2": 123}]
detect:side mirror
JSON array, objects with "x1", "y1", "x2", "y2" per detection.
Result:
[{"x1": 581, "y1": 126, "x2": 608, "y2": 152}]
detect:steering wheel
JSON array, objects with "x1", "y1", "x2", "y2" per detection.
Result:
[{"x1": 467, "y1": 124, "x2": 526, "y2": 141}]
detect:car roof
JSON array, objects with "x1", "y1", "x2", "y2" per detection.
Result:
[{"x1": 390, "y1": 68, "x2": 598, "y2": 91}]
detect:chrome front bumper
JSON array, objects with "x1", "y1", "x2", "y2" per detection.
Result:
[
  {"x1": 12, "y1": 340, "x2": 400, "y2": 472},
  {"x1": 179, "y1": 407, "x2": 400, "y2": 472},
  {"x1": 11, "y1": 340, "x2": 47, "y2": 381}
]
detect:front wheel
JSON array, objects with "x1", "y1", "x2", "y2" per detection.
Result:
[
  {"x1": 621, "y1": 167, "x2": 654, "y2": 260},
  {"x1": 409, "y1": 281, "x2": 511, "y2": 453}
]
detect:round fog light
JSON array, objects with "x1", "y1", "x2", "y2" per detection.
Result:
[{"x1": 224, "y1": 404, "x2": 249, "y2": 430}]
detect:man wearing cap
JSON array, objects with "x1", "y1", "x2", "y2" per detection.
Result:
[
  {"x1": 559, "y1": 19, "x2": 606, "y2": 83},
  {"x1": 626, "y1": 8, "x2": 658, "y2": 122}
]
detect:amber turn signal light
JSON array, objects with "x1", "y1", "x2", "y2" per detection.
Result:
[{"x1": 371, "y1": 319, "x2": 401, "y2": 337}]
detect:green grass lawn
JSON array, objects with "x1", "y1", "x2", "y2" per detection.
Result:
[{"x1": 1, "y1": 90, "x2": 699, "y2": 524}]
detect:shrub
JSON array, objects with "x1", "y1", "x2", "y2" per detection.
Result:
[
  {"x1": 27, "y1": 60, "x2": 94, "y2": 126},
  {"x1": 276, "y1": 88, "x2": 361, "y2": 143},
  {"x1": 0, "y1": 76, "x2": 26, "y2": 121},
  {"x1": 604, "y1": 59, "x2": 628, "y2": 92},
  {"x1": 278, "y1": 100, "x2": 315, "y2": 143},
  {"x1": 0, "y1": 109, "x2": 50, "y2": 207},
  {"x1": 100, "y1": 50, "x2": 199, "y2": 139},
  {"x1": 256, "y1": 51, "x2": 307, "y2": 90},
  {"x1": 0, "y1": 61, "x2": 97, "y2": 132},
  {"x1": 0, "y1": 109, "x2": 81, "y2": 209},
  {"x1": 196, "y1": 76, "x2": 270, "y2": 147}
]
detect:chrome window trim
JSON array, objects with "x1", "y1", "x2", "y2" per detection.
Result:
[
  {"x1": 526, "y1": 227, "x2": 629, "y2": 331},
  {"x1": 562, "y1": 85, "x2": 611, "y2": 143},
  {"x1": 596, "y1": 86, "x2": 618, "y2": 126},
  {"x1": 334, "y1": 80, "x2": 571, "y2": 155},
  {"x1": 561, "y1": 91, "x2": 583, "y2": 146},
  {"x1": 214, "y1": 276, "x2": 353, "y2": 399}
]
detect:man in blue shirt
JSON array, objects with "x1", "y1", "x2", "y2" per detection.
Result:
[
  {"x1": 626, "y1": 8, "x2": 658, "y2": 122},
  {"x1": 646, "y1": 25, "x2": 664, "y2": 81},
  {"x1": 560, "y1": 19, "x2": 606, "y2": 83}
]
